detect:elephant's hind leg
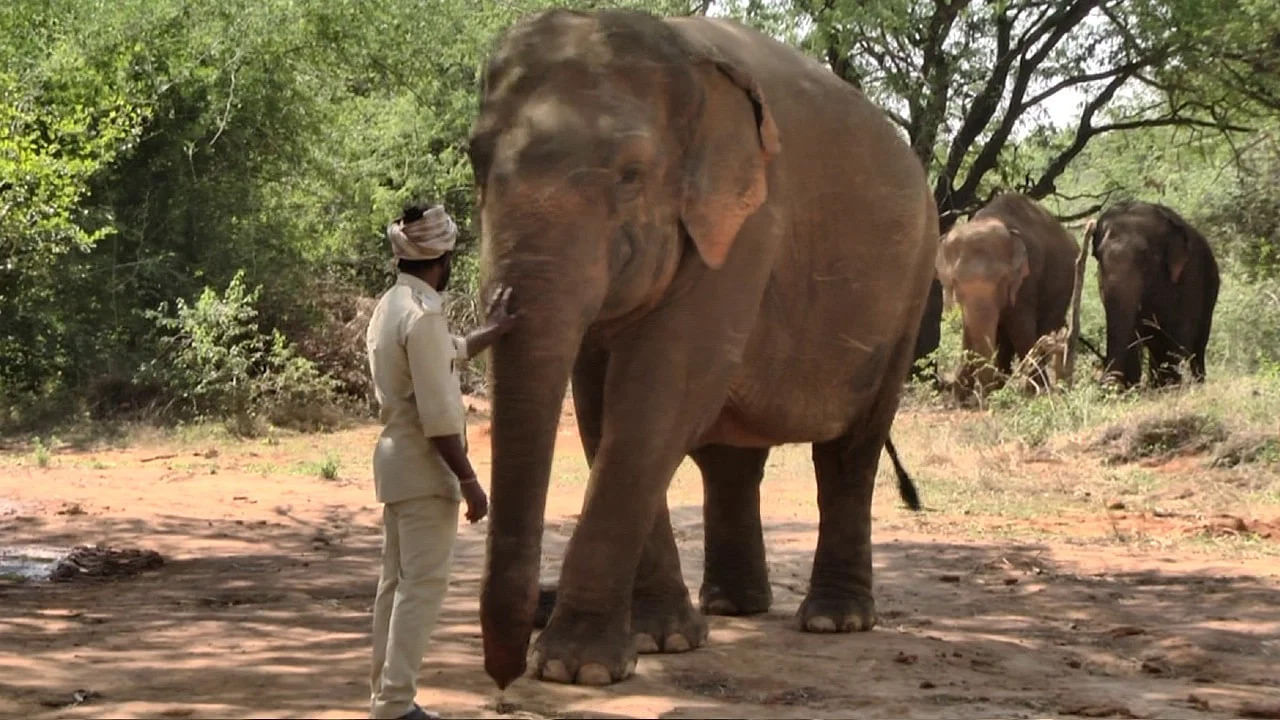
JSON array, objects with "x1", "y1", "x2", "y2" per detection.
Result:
[
  {"x1": 798, "y1": 335, "x2": 912, "y2": 634},
  {"x1": 798, "y1": 431, "x2": 879, "y2": 632},
  {"x1": 631, "y1": 502, "x2": 708, "y2": 654},
  {"x1": 692, "y1": 444, "x2": 772, "y2": 616}
]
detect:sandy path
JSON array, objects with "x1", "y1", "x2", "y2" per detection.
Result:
[{"x1": 2, "y1": 406, "x2": 1278, "y2": 719}]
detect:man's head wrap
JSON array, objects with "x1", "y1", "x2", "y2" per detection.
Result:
[{"x1": 387, "y1": 205, "x2": 457, "y2": 260}]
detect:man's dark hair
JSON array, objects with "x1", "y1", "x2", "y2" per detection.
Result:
[
  {"x1": 397, "y1": 255, "x2": 450, "y2": 274},
  {"x1": 401, "y1": 203, "x2": 429, "y2": 223}
]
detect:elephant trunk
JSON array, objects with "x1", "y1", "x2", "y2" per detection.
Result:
[
  {"x1": 480, "y1": 248, "x2": 592, "y2": 689},
  {"x1": 958, "y1": 296, "x2": 1001, "y2": 392},
  {"x1": 1102, "y1": 285, "x2": 1143, "y2": 387},
  {"x1": 1095, "y1": 274, "x2": 1146, "y2": 384}
]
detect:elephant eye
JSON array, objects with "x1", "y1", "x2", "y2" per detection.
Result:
[{"x1": 618, "y1": 164, "x2": 643, "y2": 186}]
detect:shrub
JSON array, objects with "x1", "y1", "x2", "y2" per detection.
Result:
[{"x1": 138, "y1": 271, "x2": 341, "y2": 433}]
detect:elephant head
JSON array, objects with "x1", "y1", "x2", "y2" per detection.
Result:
[
  {"x1": 466, "y1": 9, "x2": 778, "y2": 688},
  {"x1": 935, "y1": 217, "x2": 1029, "y2": 389},
  {"x1": 1091, "y1": 202, "x2": 1194, "y2": 387}
]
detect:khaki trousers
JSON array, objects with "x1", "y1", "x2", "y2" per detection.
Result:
[{"x1": 369, "y1": 495, "x2": 459, "y2": 719}]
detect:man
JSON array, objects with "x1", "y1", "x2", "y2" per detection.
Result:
[{"x1": 365, "y1": 203, "x2": 517, "y2": 720}]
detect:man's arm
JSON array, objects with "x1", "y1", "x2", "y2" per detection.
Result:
[
  {"x1": 405, "y1": 313, "x2": 486, "y2": 522},
  {"x1": 430, "y1": 434, "x2": 487, "y2": 523},
  {"x1": 429, "y1": 434, "x2": 475, "y2": 484}
]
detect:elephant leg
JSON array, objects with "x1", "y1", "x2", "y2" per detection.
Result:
[
  {"x1": 1144, "y1": 331, "x2": 1180, "y2": 387},
  {"x1": 995, "y1": 336, "x2": 1016, "y2": 376},
  {"x1": 532, "y1": 341, "x2": 610, "y2": 631},
  {"x1": 1191, "y1": 323, "x2": 1210, "y2": 382},
  {"x1": 1005, "y1": 310, "x2": 1049, "y2": 391},
  {"x1": 797, "y1": 329, "x2": 914, "y2": 634},
  {"x1": 631, "y1": 501, "x2": 707, "y2": 654},
  {"x1": 798, "y1": 429, "x2": 882, "y2": 633},
  {"x1": 691, "y1": 444, "x2": 772, "y2": 616},
  {"x1": 572, "y1": 339, "x2": 609, "y2": 462},
  {"x1": 533, "y1": 355, "x2": 726, "y2": 684}
]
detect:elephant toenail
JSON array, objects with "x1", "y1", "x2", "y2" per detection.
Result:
[
  {"x1": 634, "y1": 633, "x2": 660, "y2": 654},
  {"x1": 541, "y1": 659, "x2": 572, "y2": 683},
  {"x1": 805, "y1": 616, "x2": 838, "y2": 633},
  {"x1": 576, "y1": 663, "x2": 614, "y2": 686},
  {"x1": 624, "y1": 658, "x2": 637, "y2": 677},
  {"x1": 703, "y1": 598, "x2": 738, "y2": 615},
  {"x1": 664, "y1": 633, "x2": 691, "y2": 652}
]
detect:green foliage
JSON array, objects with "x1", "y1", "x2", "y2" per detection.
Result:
[
  {"x1": 1208, "y1": 263, "x2": 1280, "y2": 374},
  {"x1": 3, "y1": 0, "x2": 1279, "y2": 434},
  {"x1": 318, "y1": 453, "x2": 340, "y2": 481},
  {"x1": 31, "y1": 437, "x2": 51, "y2": 468},
  {"x1": 139, "y1": 271, "x2": 339, "y2": 433}
]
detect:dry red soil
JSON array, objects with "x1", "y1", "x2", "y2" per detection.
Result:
[{"x1": 2, "y1": 403, "x2": 1278, "y2": 719}]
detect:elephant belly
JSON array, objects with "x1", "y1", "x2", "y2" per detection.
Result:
[{"x1": 697, "y1": 339, "x2": 895, "y2": 448}]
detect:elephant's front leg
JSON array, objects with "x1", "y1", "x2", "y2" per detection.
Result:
[
  {"x1": 631, "y1": 501, "x2": 707, "y2": 654},
  {"x1": 692, "y1": 444, "x2": 772, "y2": 615},
  {"x1": 533, "y1": 506, "x2": 708, "y2": 652},
  {"x1": 533, "y1": 434, "x2": 690, "y2": 685}
]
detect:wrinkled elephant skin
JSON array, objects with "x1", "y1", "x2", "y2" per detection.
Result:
[
  {"x1": 469, "y1": 9, "x2": 937, "y2": 688},
  {"x1": 1090, "y1": 201, "x2": 1220, "y2": 387}
]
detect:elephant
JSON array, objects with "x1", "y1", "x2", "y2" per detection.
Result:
[
  {"x1": 468, "y1": 9, "x2": 937, "y2": 688},
  {"x1": 935, "y1": 193, "x2": 1080, "y2": 391},
  {"x1": 1089, "y1": 201, "x2": 1220, "y2": 387}
]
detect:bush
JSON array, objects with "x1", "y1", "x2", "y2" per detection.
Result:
[
  {"x1": 1207, "y1": 263, "x2": 1280, "y2": 375},
  {"x1": 138, "y1": 271, "x2": 342, "y2": 433}
]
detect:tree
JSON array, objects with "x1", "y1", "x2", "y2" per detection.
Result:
[{"x1": 721, "y1": 0, "x2": 1261, "y2": 229}]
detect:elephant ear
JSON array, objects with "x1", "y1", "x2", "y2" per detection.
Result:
[
  {"x1": 1006, "y1": 225, "x2": 1031, "y2": 307},
  {"x1": 680, "y1": 59, "x2": 781, "y2": 270},
  {"x1": 1156, "y1": 206, "x2": 1192, "y2": 283},
  {"x1": 935, "y1": 230, "x2": 958, "y2": 293}
]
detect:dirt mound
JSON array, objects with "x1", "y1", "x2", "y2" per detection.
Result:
[
  {"x1": 1095, "y1": 412, "x2": 1227, "y2": 464},
  {"x1": 1210, "y1": 432, "x2": 1280, "y2": 468},
  {"x1": 48, "y1": 545, "x2": 164, "y2": 582}
]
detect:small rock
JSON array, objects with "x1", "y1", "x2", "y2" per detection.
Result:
[
  {"x1": 1187, "y1": 694, "x2": 1211, "y2": 711},
  {"x1": 1106, "y1": 625, "x2": 1146, "y2": 638},
  {"x1": 893, "y1": 651, "x2": 917, "y2": 664},
  {"x1": 1141, "y1": 658, "x2": 1170, "y2": 675},
  {"x1": 1067, "y1": 659, "x2": 1082, "y2": 669},
  {"x1": 919, "y1": 680, "x2": 936, "y2": 689},
  {"x1": 939, "y1": 574, "x2": 961, "y2": 583},
  {"x1": 1107, "y1": 500, "x2": 1126, "y2": 510},
  {"x1": 1003, "y1": 577, "x2": 1019, "y2": 585}
]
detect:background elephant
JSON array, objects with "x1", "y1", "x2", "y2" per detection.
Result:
[
  {"x1": 469, "y1": 9, "x2": 936, "y2": 688},
  {"x1": 1090, "y1": 201, "x2": 1220, "y2": 387},
  {"x1": 935, "y1": 193, "x2": 1080, "y2": 390}
]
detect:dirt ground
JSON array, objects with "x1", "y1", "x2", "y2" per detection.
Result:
[{"x1": 2, "y1": 400, "x2": 1278, "y2": 719}]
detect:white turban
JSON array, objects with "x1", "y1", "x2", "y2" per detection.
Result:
[{"x1": 387, "y1": 205, "x2": 458, "y2": 260}]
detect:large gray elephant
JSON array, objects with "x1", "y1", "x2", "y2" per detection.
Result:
[
  {"x1": 1090, "y1": 201, "x2": 1220, "y2": 386},
  {"x1": 469, "y1": 9, "x2": 937, "y2": 688},
  {"x1": 936, "y1": 193, "x2": 1080, "y2": 390}
]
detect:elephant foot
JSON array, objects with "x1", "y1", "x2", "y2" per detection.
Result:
[
  {"x1": 699, "y1": 580, "x2": 772, "y2": 616},
  {"x1": 632, "y1": 591, "x2": 708, "y2": 654},
  {"x1": 797, "y1": 590, "x2": 876, "y2": 633},
  {"x1": 532, "y1": 608, "x2": 636, "y2": 686},
  {"x1": 533, "y1": 584, "x2": 557, "y2": 629}
]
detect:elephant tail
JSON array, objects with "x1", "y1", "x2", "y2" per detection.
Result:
[{"x1": 884, "y1": 436, "x2": 922, "y2": 511}]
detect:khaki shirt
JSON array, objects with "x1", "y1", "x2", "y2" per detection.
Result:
[{"x1": 366, "y1": 273, "x2": 469, "y2": 504}]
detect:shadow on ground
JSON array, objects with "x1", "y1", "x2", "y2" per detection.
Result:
[{"x1": 2, "y1": 503, "x2": 1278, "y2": 719}]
